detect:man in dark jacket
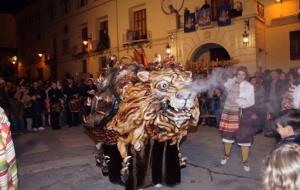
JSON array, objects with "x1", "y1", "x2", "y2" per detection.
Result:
[
  {"x1": 48, "y1": 81, "x2": 63, "y2": 130},
  {"x1": 30, "y1": 81, "x2": 46, "y2": 131},
  {"x1": 273, "y1": 109, "x2": 300, "y2": 145},
  {"x1": 264, "y1": 70, "x2": 288, "y2": 136},
  {"x1": 63, "y1": 78, "x2": 80, "y2": 127}
]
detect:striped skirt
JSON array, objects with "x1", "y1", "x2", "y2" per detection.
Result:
[{"x1": 219, "y1": 104, "x2": 239, "y2": 133}]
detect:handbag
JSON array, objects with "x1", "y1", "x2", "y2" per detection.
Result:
[
  {"x1": 51, "y1": 103, "x2": 62, "y2": 112},
  {"x1": 69, "y1": 98, "x2": 81, "y2": 112}
]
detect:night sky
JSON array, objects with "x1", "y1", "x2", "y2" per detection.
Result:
[{"x1": 0, "y1": 0, "x2": 34, "y2": 13}]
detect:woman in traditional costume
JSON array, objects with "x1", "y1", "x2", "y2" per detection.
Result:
[{"x1": 219, "y1": 66, "x2": 255, "y2": 172}]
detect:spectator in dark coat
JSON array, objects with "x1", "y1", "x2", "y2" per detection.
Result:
[
  {"x1": 210, "y1": 87, "x2": 225, "y2": 127},
  {"x1": 48, "y1": 81, "x2": 63, "y2": 130},
  {"x1": 249, "y1": 76, "x2": 266, "y2": 133},
  {"x1": 9, "y1": 96, "x2": 25, "y2": 133},
  {"x1": 30, "y1": 81, "x2": 46, "y2": 131},
  {"x1": 63, "y1": 78, "x2": 80, "y2": 127},
  {"x1": 264, "y1": 70, "x2": 288, "y2": 136}
]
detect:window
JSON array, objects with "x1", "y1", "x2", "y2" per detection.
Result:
[
  {"x1": 50, "y1": 65, "x2": 57, "y2": 80},
  {"x1": 52, "y1": 37, "x2": 57, "y2": 60},
  {"x1": 36, "y1": 9, "x2": 41, "y2": 23},
  {"x1": 82, "y1": 60, "x2": 87, "y2": 73},
  {"x1": 78, "y1": 0, "x2": 87, "y2": 8},
  {"x1": 99, "y1": 20, "x2": 108, "y2": 39},
  {"x1": 62, "y1": 38, "x2": 70, "y2": 56},
  {"x1": 290, "y1": 30, "x2": 300, "y2": 60},
  {"x1": 97, "y1": 20, "x2": 110, "y2": 51},
  {"x1": 61, "y1": 0, "x2": 70, "y2": 14},
  {"x1": 81, "y1": 27, "x2": 88, "y2": 52},
  {"x1": 36, "y1": 33, "x2": 41, "y2": 40},
  {"x1": 49, "y1": 4, "x2": 56, "y2": 20},
  {"x1": 133, "y1": 8, "x2": 147, "y2": 40},
  {"x1": 20, "y1": 32, "x2": 25, "y2": 41},
  {"x1": 26, "y1": 70, "x2": 31, "y2": 78},
  {"x1": 82, "y1": 27, "x2": 88, "y2": 40},
  {"x1": 37, "y1": 68, "x2": 43, "y2": 79}
]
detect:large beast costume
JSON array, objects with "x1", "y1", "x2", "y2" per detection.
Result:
[
  {"x1": 0, "y1": 107, "x2": 18, "y2": 190},
  {"x1": 85, "y1": 61, "x2": 199, "y2": 190}
]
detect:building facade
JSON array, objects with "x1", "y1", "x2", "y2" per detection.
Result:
[
  {"x1": 0, "y1": 13, "x2": 17, "y2": 79},
  {"x1": 15, "y1": 0, "x2": 300, "y2": 80}
]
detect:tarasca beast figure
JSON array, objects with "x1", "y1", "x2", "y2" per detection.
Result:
[{"x1": 96, "y1": 65, "x2": 199, "y2": 190}]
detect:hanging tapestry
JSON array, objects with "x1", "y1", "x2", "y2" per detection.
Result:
[
  {"x1": 197, "y1": 3, "x2": 211, "y2": 27},
  {"x1": 184, "y1": 9, "x2": 196, "y2": 33},
  {"x1": 231, "y1": 0, "x2": 243, "y2": 18},
  {"x1": 217, "y1": 5, "x2": 231, "y2": 26}
]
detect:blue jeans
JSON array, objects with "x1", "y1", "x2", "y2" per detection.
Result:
[{"x1": 11, "y1": 115, "x2": 25, "y2": 132}]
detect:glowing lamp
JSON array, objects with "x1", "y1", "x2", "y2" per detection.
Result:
[
  {"x1": 83, "y1": 40, "x2": 88, "y2": 46},
  {"x1": 166, "y1": 43, "x2": 171, "y2": 54}
]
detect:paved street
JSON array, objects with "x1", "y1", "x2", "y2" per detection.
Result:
[{"x1": 14, "y1": 125, "x2": 275, "y2": 190}]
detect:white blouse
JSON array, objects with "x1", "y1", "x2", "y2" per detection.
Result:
[{"x1": 224, "y1": 77, "x2": 255, "y2": 109}]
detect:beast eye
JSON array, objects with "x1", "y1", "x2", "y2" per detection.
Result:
[{"x1": 156, "y1": 81, "x2": 170, "y2": 91}]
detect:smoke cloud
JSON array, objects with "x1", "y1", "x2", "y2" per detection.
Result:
[{"x1": 189, "y1": 67, "x2": 236, "y2": 95}]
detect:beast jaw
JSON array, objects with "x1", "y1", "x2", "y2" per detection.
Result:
[{"x1": 164, "y1": 98, "x2": 195, "y2": 128}]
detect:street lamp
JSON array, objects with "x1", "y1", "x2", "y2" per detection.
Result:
[
  {"x1": 82, "y1": 40, "x2": 88, "y2": 46},
  {"x1": 166, "y1": 43, "x2": 171, "y2": 55},
  {"x1": 242, "y1": 31, "x2": 249, "y2": 47},
  {"x1": 11, "y1": 56, "x2": 17, "y2": 64},
  {"x1": 242, "y1": 19, "x2": 250, "y2": 47},
  {"x1": 38, "y1": 53, "x2": 43, "y2": 58}
]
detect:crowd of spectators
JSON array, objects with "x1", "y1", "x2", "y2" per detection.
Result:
[{"x1": 0, "y1": 74, "x2": 100, "y2": 134}]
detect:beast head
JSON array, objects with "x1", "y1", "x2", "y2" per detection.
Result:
[{"x1": 138, "y1": 66, "x2": 199, "y2": 128}]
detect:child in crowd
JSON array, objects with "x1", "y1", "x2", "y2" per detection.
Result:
[
  {"x1": 272, "y1": 109, "x2": 300, "y2": 145},
  {"x1": 262, "y1": 143, "x2": 300, "y2": 190}
]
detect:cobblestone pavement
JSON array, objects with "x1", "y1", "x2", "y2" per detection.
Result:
[{"x1": 14, "y1": 125, "x2": 275, "y2": 190}]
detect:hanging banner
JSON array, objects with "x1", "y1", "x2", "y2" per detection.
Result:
[
  {"x1": 197, "y1": 3, "x2": 211, "y2": 27},
  {"x1": 217, "y1": 5, "x2": 231, "y2": 26},
  {"x1": 231, "y1": 0, "x2": 243, "y2": 17},
  {"x1": 184, "y1": 9, "x2": 196, "y2": 33}
]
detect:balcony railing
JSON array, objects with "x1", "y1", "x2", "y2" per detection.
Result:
[{"x1": 123, "y1": 30, "x2": 152, "y2": 49}]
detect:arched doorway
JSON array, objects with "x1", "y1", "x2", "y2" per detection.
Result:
[
  {"x1": 191, "y1": 43, "x2": 230, "y2": 62},
  {"x1": 189, "y1": 43, "x2": 231, "y2": 73}
]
